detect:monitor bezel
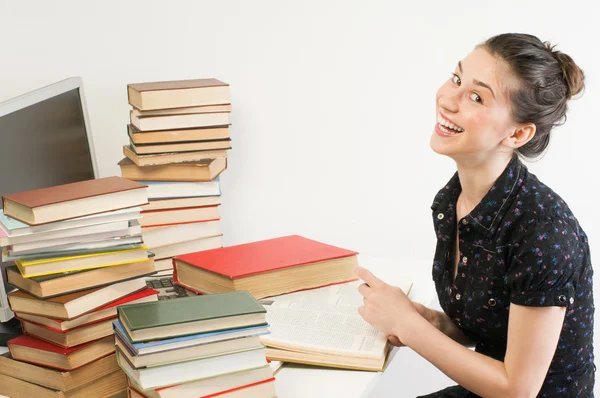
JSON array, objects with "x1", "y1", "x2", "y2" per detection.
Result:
[
  {"x1": 0, "y1": 76, "x2": 100, "y2": 179},
  {"x1": 0, "y1": 77, "x2": 99, "y2": 322}
]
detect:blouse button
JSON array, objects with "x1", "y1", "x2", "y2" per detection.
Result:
[
  {"x1": 462, "y1": 257, "x2": 468, "y2": 264},
  {"x1": 437, "y1": 213, "x2": 445, "y2": 220},
  {"x1": 455, "y1": 293, "x2": 461, "y2": 300},
  {"x1": 558, "y1": 295, "x2": 567, "y2": 304},
  {"x1": 461, "y1": 219, "x2": 468, "y2": 225},
  {"x1": 569, "y1": 297, "x2": 574, "y2": 305},
  {"x1": 488, "y1": 298, "x2": 497, "y2": 307}
]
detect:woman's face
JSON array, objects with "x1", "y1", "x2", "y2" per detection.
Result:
[{"x1": 431, "y1": 47, "x2": 519, "y2": 162}]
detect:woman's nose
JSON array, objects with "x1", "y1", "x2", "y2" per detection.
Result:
[{"x1": 438, "y1": 91, "x2": 460, "y2": 113}]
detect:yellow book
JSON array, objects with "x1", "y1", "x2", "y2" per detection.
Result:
[{"x1": 15, "y1": 245, "x2": 148, "y2": 278}]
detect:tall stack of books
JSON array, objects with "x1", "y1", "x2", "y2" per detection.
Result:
[
  {"x1": 0, "y1": 177, "x2": 160, "y2": 397},
  {"x1": 113, "y1": 291, "x2": 276, "y2": 398},
  {"x1": 119, "y1": 78, "x2": 231, "y2": 273}
]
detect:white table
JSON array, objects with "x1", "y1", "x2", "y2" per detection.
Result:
[{"x1": 274, "y1": 346, "x2": 454, "y2": 398}]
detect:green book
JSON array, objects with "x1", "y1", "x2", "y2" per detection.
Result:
[{"x1": 118, "y1": 291, "x2": 267, "y2": 342}]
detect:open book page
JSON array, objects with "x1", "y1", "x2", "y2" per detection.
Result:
[{"x1": 260, "y1": 280, "x2": 412, "y2": 359}]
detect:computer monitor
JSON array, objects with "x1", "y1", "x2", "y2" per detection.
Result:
[{"x1": 0, "y1": 77, "x2": 99, "y2": 322}]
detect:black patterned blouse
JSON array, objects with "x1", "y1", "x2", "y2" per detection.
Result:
[{"x1": 421, "y1": 156, "x2": 595, "y2": 397}]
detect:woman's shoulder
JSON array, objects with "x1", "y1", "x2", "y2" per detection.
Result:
[{"x1": 513, "y1": 167, "x2": 586, "y2": 238}]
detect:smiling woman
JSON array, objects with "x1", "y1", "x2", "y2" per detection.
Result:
[{"x1": 357, "y1": 33, "x2": 593, "y2": 398}]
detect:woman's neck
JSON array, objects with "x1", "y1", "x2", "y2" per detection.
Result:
[{"x1": 455, "y1": 154, "x2": 514, "y2": 215}]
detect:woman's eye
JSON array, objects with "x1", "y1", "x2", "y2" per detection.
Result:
[
  {"x1": 451, "y1": 74, "x2": 461, "y2": 85},
  {"x1": 469, "y1": 92, "x2": 482, "y2": 103}
]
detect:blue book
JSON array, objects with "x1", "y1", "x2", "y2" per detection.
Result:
[{"x1": 113, "y1": 320, "x2": 269, "y2": 356}]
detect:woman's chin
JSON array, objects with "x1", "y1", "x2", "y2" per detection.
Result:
[{"x1": 430, "y1": 133, "x2": 455, "y2": 156}]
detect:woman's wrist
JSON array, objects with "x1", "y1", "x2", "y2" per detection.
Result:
[{"x1": 429, "y1": 309, "x2": 443, "y2": 331}]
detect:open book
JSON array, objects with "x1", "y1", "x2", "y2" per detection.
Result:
[{"x1": 260, "y1": 279, "x2": 413, "y2": 371}]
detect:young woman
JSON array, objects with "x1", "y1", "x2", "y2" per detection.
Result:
[{"x1": 356, "y1": 33, "x2": 594, "y2": 397}]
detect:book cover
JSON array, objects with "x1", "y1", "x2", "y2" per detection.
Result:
[
  {"x1": 118, "y1": 291, "x2": 265, "y2": 332},
  {"x1": 2, "y1": 176, "x2": 147, "y2": 209},
  {"x1": 7, "y1": 334, "x2": 95, "y2": 355},
  {"x1": 129, "y1": 78, "x2": 229, "y2": 92},
  {"x1": 113, "y1": 320, "x2": 269, "y2": 351},
  {"x1": 16, "y1": 245, "x2": 148, "y2": 267},
  {"x1": 175, "y1": 235, "x2": 358, "y2": 279}
]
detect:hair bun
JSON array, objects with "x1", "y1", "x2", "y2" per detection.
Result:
[{"x1": 544, "y1": 42, "x2": 585, "y2": 99}]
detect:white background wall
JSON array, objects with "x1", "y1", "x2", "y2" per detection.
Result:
[{"x1": 1, "y1": 0, "x2": 599, "y2": 395}]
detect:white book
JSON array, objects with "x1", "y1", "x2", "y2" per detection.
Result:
[
  {"x1": 118, "y1": 347, "x2": 268, "y2": 390},
  {"x1": 10, "y1": 221, "x2": 142, "y2": 254},
  {"x1": 141, "y1": 179, "x2": 220, "y2": 200},
  {"x1": 142, "y1": 220, "x2": 221, "y2": 249},
  {"x1": 150, "y1": 235, "x2": 222, "y2": 260},
  {"x1": 260, "y1": 280, "x2": 412, "y2": 370},
  {"x1": 1, "y1": 220, "x2": 132, "y2": 247},
  {"x1": 0, "y1": 207, "x2": 141, "y2": 245}
]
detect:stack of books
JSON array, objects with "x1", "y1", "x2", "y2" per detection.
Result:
[
  {"x1": 171, "y1": 235, "x2": 398, "y2": 370},
  {"x1": 113, "y1": 291, "x2": 276, "y2": 398},
  {"x1": 0, "y1": 177, "x2": 160, "y2": 397},
  {"x1": 119, "y1": 78, "x2": 231, "y2": 272}
]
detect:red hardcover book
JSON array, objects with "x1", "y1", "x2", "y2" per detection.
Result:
[
  {"x1": 173, "y1": 235, "x2": 359, "y2": 299},
  {"x1": 175, "y1": 235, "x2": 357, "y2": 278}
]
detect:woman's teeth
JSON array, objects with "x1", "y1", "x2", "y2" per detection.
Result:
[{"x1": 437, "y1": 115, "x2": 464, "y2": 133}]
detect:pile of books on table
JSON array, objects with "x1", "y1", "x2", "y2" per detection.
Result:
[
  {"x1": 114, "y1": 291, "x2": 276, "y2": 398},
  {"x1": 0, "y1": 176, "x2": 159, "y2": 397},
  {"x1": 119, "y1": 78, "x2": 232, "y2": 273},
  {"x1": 172, "y1": 234, "x2": 406, "y2": 372}
]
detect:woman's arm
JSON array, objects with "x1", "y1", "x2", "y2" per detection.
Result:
[
  {"x1": 428, "y1": 306, "x2": 474, "y2": 346},
  {"x1": 357, "y1": 268, "x2": 566, "y2": 398},
  {"x1": 399, "y1": 302, "x2": 474, "y2": 347},
  {"x1": 403, "y1": 304, "x2": 565, "y2": 398}
]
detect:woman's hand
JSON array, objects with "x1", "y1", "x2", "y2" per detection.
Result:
[
  {"x1": 387, "y1": 302, "x2": 440, "y2": 346},
  {"x1": 356, "y1": 266, "x2": 421, "y2": 341}
]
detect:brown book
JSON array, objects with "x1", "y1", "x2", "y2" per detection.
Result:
[
  {"x1": 130, "y1": 110, "x2": 231, "y2": 132},
  {"x1": 0, "y1": 352, "x2": 120, "y2": 391},
  {"x1": 123, "y1": 145, "x2": 228, "y2": 167},
  {"x1": 8, "y1": 335, "x2": 115, "y2": 371},
  {"x1": 143, "y1": 196, "x2": 221, "y2": 211},
  {"x1": 15, "y1": 288, "x2": 158, "y2": 332},
  {"x1": 128, "y1": 78, "x2": 230, "y2": 111},
  {"x1": 130, "y1": 139, "x2": 231, "y2": 155},
  {"x1": 119, "y1": 157, "x2": 227, "y2": 182},
  {"x1": 2, "y1": 176, "x2": 148, "y2": 225},
  {"x1": 128, "y1": 124, "x2": 230, "y2": 145},
  {"x1": 8, "y1": 278, "x2": 147, "y2": 320},
  {"x1": 6, "y1": 258, "x2": 157, "y2": 299},
  {"x1": 131, "y1": 104, "x2": 231, "y2": 117},
  {"x1": 0, "y1": 368, "x2": 127, "y2": 398},
  {"x1": 139, "y1": 206, "x2": 220, "y2": 227},
  {"x1": 22, "y1": 318, "x2": 115, "y2": 348}
]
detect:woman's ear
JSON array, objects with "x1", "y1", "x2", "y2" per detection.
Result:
[{"x1": 503, "y1": 123, "x2": 536, "y2": 149}]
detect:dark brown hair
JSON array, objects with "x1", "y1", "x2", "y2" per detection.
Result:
[{"x1": 480, "y1": 33, "x2": 585, "y2": 159}]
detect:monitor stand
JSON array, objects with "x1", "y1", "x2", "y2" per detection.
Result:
[{"x1": 0, "y1": 317, "x2": 20, "y2": 346}]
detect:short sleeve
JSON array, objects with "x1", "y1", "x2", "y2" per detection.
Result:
[{"x1": 506, "y1": 217, "x2": 583, "y2": 307}]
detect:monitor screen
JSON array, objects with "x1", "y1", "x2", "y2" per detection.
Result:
[{"x1": 0, "y1": 88, "x2": 95, "y2": 202}]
